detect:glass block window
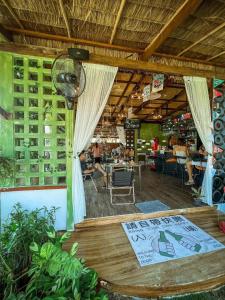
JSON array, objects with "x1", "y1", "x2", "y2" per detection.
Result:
[{"x1": 13, "y1": 55, "x2": 69, "y2": 187}]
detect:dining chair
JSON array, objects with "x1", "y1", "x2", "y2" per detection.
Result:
[{"x1": 109, "y1": 169, "x2": 135, "y2": 205}]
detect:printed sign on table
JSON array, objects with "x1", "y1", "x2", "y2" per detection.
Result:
[{"x1": 122, "y1": 215, "x2": 225, "y2": 267}]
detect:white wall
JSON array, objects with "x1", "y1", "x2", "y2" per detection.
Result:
[{"x1": 0, "y1": 188, "x2": 67, "y2": 230}]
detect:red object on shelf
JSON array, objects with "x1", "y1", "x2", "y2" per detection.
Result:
[
  {"x1": 219, "y1": 221, "x2": 225, "y2": 233},
  {"x1": 152, "y1": 138, "x2": 159, "y2": 151}
]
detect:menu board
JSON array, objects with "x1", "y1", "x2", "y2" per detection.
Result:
[{"x1": 122, "y1": 215, "x2": 225, "y2": 267}]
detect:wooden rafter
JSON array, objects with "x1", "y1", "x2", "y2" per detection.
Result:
[
  {"x1": 112, "y1": 73, "x2": 135, "y2": 115},
  {"x1": 1, "y1": 0, "x2": 24, "y2": 29},
  {"x1": 1, "y1": 42, "x2": 225, "y2": 79},
  {"x1": 207, "y1": 50, "x2": 225, "y2": 62},
  {"x1": 162, "y1": 102, "x2": 188, "y2": 120},
  {"x1": 177, "y1": 21, "x2": 225, "y2": 57},
  {"x1": 3, "y1": 27, "x2": 225, "y2": 68},
  {"x1": 144, "y1": 89, "x2": 186, "y2": 121},
  {"x1": 121, "y1": 73, "x2": 146, "y2": 115},
  {"x1": 4, "y1": 27, "x2": 143, "y2": 53},
  {"x1": 142, "y1": 0, "x2": 203, "y2": 60},
  {"x1": 110, "y1": 0, "x2": 126, "y2": 44},
  {"x1": 58, "y1": 0, "x2": 71, "y2": 38}
]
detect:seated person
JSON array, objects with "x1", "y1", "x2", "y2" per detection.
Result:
[
  {"x1": 172, "y1": 138, "x2": 188, "y2": 164},
  {"x1": 173, "y1": 138, "x2": 187, "y2": 155},
  {"x1": 185, "y1": 145, "x2": 207, "y2": 185},
  {"x1": 79, "y1": 151, "x2": 107, "y2": 187}
]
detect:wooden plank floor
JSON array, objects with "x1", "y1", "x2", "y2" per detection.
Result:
[{"x1": 84, "y1": 167, "x2": 196, "y2": 219}]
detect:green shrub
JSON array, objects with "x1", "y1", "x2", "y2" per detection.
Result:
[
  {"x1": 0, "y1": 204, "x2": 57, "y2": 298},
  {"x1": 0, "y1": 204, "x2": 108, "y2": 300}
]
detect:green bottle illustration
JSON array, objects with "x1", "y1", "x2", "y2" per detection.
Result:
[
  {"x1": 158, "y1": 231, "x2": 175, "y2": 257},
  {"x1": 165, "y1": 230, "x2": 201, "y2": 252}
]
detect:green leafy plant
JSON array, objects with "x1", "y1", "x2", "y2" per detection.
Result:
[
  {"x1": 0, "y1": 204, "x2": 57, "y2": 298},
  {"x1": 0, "y1": 205, "x2": 108, "y2": 300},
  {"x1": 0, "y1": 157, "x2": 14, "y2": 183},
  {"x1": 191, "y1": 187, "x2": 203, "y2": 200}
]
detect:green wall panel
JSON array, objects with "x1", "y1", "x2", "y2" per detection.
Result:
[
  {"x1": 0, "y1": 51, "x2": 73, "y2": 189},
  {"x1": 0, "y1": 52, "x2": 14, "y2": 160},
  {"x1": 140, "y1": 123, "x2": 165, "y2": 143}
]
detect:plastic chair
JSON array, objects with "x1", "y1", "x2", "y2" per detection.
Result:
[{"x1": 109, "y1": 170, "x2": 135, "y2": 205}]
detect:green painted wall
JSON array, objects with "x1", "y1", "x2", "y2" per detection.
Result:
[
  {"x1": 0, "y1": 52, "x2": 14, "y2": 159},
  {"x1": 140, "y1": 123, "x2": 165, "y2": 143},
  {"x1": 0, "y1": 51, "x2": 75, "y2": 229},
  {"x1": 0, "y1": 51, "x2": 73, "y2": 188}
]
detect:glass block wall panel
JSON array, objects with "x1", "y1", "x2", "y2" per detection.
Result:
[{"x1": 12, "y1": 54, "x2": 69, "y2": 186}]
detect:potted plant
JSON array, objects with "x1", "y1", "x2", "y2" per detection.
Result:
[
  {"x1": 0, "y1": 157, "x2": 14, "y2": 187},
  {"x1": 191, "y1": 187, "x2": 204, "y2": 206}
]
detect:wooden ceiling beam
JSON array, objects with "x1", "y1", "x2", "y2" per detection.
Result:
[
  {"x1": 4, "y1": 27, "x2": 143, "y2": 54},
  {"x1": 3, "y1": 27, "x2": 225, "y2": 68},
  {"x1": 162, "y1": 102, "x2": 188, "y2": 120},
  {"x1": 58, "y1": 0, "x2": 71, "y2": 38},
  {"x1": 110, "y1": 0, "x2": 126, "y2": 44},
  {"x1": 207, "y1": 50, "x2": 225, "y2": 62},
  {"x1": 142, "y1": 0, "x2": 203, "y2": 60},
  {"x1": 112, "y1": 73, "x2": 135, "y2": 115},
  {"x1": 88, "y1": 53, "x2": 225, "y2": 79},
  {"x1": 153, "y1": 51, "x2": 225, "y2": 68},
  {"x1": 1, "y1": 0, "x2": 24, "y2": 29},
  {"x1": 0, "y1": 24, "x2": 13, "y2": 41},
  {"x1": 144, "y1": 90, "x2": 186, "y2": 121},
  {"x1": 177, "y1": 21, "x2": 225, "y2": 57},
  {"x1": 1, "y1": 42, "x2": 225, "y2": 79}
]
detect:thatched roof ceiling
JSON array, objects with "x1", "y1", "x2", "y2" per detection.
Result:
[{"x1": 1, "y1": 0, "x2": 225, "y2": 65}]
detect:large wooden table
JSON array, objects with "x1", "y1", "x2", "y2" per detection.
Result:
[{"x1": 64, "y1": 207, "x2": 225, "y2": 298}]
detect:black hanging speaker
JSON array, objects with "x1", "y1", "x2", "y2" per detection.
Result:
[{"x1": 68, "y1": 48, "x2": 89, "y2": 60}]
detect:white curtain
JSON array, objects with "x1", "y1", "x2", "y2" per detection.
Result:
[
  {"x1": 116, "y1": 126, "x2": 126, "y2": 145},
  {"x1": 184, "y1": 76, "x2": 213, "y2": 205},
  {"x1": 72, "y1": 63, "x2": 118, "y2": 225}
]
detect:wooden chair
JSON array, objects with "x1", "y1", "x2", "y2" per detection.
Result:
[{"x1": 109, "y1": 170, "x2": 135, "y2": 205}]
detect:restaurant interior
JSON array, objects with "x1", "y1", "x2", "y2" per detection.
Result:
[
  {"x1": 1, "y1": 0, "x2": 225, "y2": 299},
  {"x1": 82, "y1": 69, "x2": 217, "y2": 218}
]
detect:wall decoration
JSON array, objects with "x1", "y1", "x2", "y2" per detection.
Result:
[
  {"x1": 152, "y1": 73, "x2": 164, "y2": 93},
  {"x1": 143, "y1": 84, "x2": 151, "y2": 102}
]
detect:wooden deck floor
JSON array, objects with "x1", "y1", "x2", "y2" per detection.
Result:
[
  {"x1": 66, "y1": 207, "x2": 225, "y2": 298},
  {"x1": 84, "y1": 167, "x2": 196, "y2": 219}
]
